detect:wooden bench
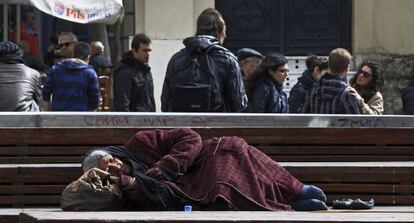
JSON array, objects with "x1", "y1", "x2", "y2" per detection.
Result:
[{"x1": 1, "y1": 113, "x2": 414, "y2": 208}]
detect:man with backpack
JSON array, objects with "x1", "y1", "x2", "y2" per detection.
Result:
[{"x1": 161, "y1": 8, "x2": 248, "y2": 112}]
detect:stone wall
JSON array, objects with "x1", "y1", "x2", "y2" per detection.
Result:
[
  {"x1": 355, "y1": 54, "x2": 414, "y2": 114},
  {"x1": 353, "y1": 0, "x2": 414, "y2": 55}
]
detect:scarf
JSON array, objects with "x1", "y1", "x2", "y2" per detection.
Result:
[{"x1": 99, "y1": 146, "x2": 181, "y2": 210}]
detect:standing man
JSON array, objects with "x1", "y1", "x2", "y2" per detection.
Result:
[
  {"x1": 305, "y1": 48, "x2": 360, "y2": 114},
  {"x1": 161, "y1": 8, "x2": 247, "y2": 112},
  {"x1": 57, "y1": 32, "x2": 78, "y2": 58},
  {"x1": 89, "y1": 41, "x2": 112, "y2": 76},
  {"x1": 20, "y1": 11, "x2": 40, "y2": 59},
  {"x1": 42, "y1": 42, "x2": 100, "y2": 111},
  {"x1": 112, "y1": 33, "x2": 155, "y2": 112}
]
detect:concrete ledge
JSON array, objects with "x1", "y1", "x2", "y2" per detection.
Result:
[{"x1": 0, "y1": 113, "x2": 413, "y2": 128}]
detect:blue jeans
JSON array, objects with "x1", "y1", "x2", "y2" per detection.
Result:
[{"x1": 292, "y1": 185, "x2": 328, "y2": 211}]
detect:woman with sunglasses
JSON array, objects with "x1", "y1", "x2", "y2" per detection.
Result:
[
  {"x1": 289, "y1": 55, "x2": 329, "y2": 113},
  {"x1": 249, "y1": 54, "x2": 289, "y2": 113},
  {"x1": 349, "y1": 61, "x2": 384, "y2": 115}
]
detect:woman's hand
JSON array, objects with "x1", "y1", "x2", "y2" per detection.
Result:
[
  {"x1": 347, "y1": 87, "x2": 357, "y2": 95},
  {"x1": 145, "y1": 166, "x2": 164, "y2": 180},
  {"x1": 348, "y1": 87, "x2": 364, "y2": 106}
]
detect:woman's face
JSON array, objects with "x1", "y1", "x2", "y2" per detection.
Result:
[
  {"x1": 356, "y1": 65, "x2": 373, "y2": 87},
  {"x1": 269, "y1": 63, "x2": 289, "y2": 86},
  {"x1": 241, "y1": 57, "x2": 262, "y2": 79},
  {"x1": 98, "y1": 155, "x2": 131, "y2": 177}
]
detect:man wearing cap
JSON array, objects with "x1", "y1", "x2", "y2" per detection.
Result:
[
  {"x1": 0, "y1": 41, "x2": 41, "y2": 111},
  {"x1": 237, "y1": 48, "x2": 264, "y2": 78},
  {"x1": 237, "y1": 48, "x2": 264, "y2": 104}
]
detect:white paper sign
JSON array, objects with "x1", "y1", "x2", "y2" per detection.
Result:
[{"x1": 3, "y1": 0, "x2": 124, "y2": 24}]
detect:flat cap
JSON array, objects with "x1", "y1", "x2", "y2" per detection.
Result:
[{"x1": 237, "y1": 48, "x2": 264, "y2": 62}]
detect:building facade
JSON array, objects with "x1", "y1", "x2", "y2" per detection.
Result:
[
  {"x1": 141, "y1": 0, "x2": 414, "y2": 114},
  {"x1": 2, "y1": 0, "x2": 414, "y2": 114}
]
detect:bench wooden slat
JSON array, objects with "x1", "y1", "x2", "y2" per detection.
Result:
[
  {"x1": 1, "y1": 145, "x2": 414, "y2": 163},
  {"x1": 18, "y1": 211, "x2": 414, "y2": 223},
  {"x1": 0, "y1": 195, "x2": 60, "y2": 205},
  {"x1": 315, "y1": 184, "x2": 414, "y2": 194},
  {"x1": 259, "y1": 146, "x2": 414, "y2": 155},
  {"x1": 0, "y1": 147, "x2": 92, "y2": 156},
  {"x1": 3, "y1": 128, "x2": 414, "y2": 145},
  {"x1": 0, "y1": 185, "x2": 65, "y2": 194},
  {"x1": 271, "y1": 155, "x2": 414, "y2": 162},
  {"x1": 0, "y1": 157, "x2": 82, "y2": 164}
]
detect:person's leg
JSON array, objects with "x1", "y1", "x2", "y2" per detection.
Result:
[
  {"x1": 295, "y1": 185, "x2": 326, "y2": 202},
  {"x1": 292, "y1": 199, "x2": 328, "y2": 211}
]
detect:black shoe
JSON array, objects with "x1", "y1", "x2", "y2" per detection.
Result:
[
  {"x1": 332, "y1": 198, "x2": 353, "y2": 209},
  {"x1": 350, "y1": 198, "x2": 374, "y2": 210}
]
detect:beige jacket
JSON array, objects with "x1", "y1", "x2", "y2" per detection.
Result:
[{"x1": 353, "y1": 91, "x2": 383, "y2": 115}]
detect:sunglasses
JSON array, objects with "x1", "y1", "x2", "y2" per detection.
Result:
[
  {"x1": 58, "y1": 42, "x2": 74, "y2": 48},
  {"x1": 358, "y1": 71, "x2": 372, "y2": 78}
]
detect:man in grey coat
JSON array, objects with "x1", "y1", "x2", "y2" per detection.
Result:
[{"x1": 0, "y1": 41, "x2": 41, "y2": 111}]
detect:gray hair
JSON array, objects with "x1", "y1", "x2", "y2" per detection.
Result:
[
  {"x1": 82, "y1": 150, "x2": 111, "y2": 173},
  {"x1": 91, "y1": 41, "x2": 104, "y2": 52},
  {"x1": 59, "y1": 32, "x2": 78, "y2": 43}
]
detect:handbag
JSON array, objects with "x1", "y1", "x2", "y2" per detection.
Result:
[{"x1": 61, "y1": 168, "x2": 124, "y2": 211}]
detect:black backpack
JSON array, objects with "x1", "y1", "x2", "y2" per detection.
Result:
[{"x1": 172, "y1": 45, "x2": 220, "y2": 112}]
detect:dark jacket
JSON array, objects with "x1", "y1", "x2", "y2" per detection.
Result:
[
  {"x1": 250, "y1": 75, "x2": 288, "y2": 113},
  {"x1": 288, "y1": 70, "x2": 315, "y2": 113},
  {"x1": 0, "y1": 63, "x2": 41, "y2": 111},
  {"x1": 122, "y1": 128, "x2": 303, "y2": 211},
  {"x1": 22, "y1": 53, "x2": 49, "y2": 73},
  {"x1": 403, "y1": 80, "x2": 414, "y2": 115},
  {"x1": 90, "y1": 53, "x2": 112, "y2": 74},
  {"x1": 112, "y1": 51, "x2": 155, "y2": 112},
  {"x1": 306, "y1": 73, "x2": 360, "y2": 114},
  {"x1": 42, "y1": 59, "x2": 100, "y2": 111},
  {"x1": 161, "y1": 35, "x2": 247, "y2": 112}
]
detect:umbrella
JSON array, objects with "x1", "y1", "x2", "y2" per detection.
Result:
[{"x1": 2, "y1": 0, "x2": 123, "y2": 24}]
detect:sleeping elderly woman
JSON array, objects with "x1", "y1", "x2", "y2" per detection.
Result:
[{"x1": 62, "y1": 128, "x2": 327, "y2": 211}]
